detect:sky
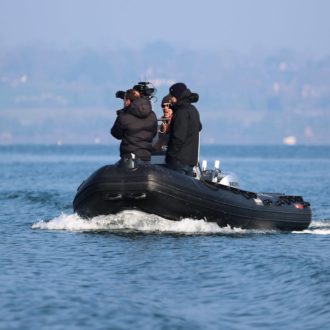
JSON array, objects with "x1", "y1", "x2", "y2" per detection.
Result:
[{"x1": 1, "y1": 0, "x2": 330, "y2": 56}]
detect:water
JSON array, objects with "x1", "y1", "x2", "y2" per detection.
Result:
[{"x1": 1, "y1": 145, "x2": 330, "y2": 330}]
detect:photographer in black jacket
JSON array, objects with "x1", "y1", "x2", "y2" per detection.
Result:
[
  {"x1": 111, "y1": 89, "x2": 157, "y2": 163},
  {"x1": 166, "y1": 83, "x2": 202, "y2": 175}
]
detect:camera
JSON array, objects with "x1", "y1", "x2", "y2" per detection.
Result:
[
  {"x1": 115, "y1": 90, "x2": 125, "y2": 100},
  {"x1": 133, "y1": 82, "x2": 156, "y2": 99},
  {"x1": 115, "y1": 82, "x2": 156, "y2": 100}
]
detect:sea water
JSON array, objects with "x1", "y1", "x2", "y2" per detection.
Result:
[{"x1": 0, "y1": 145, "x2": 329, "y2": 330}]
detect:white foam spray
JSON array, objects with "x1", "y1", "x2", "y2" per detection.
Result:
[
  {"x1": 32, "y1": 212, "x2": 330, "y2": 235},
  {"x1": 294, "y1": 220, "x2": 330, "y2": 235},
  {"x1": 32, "y1": 211, "x2": 265, "y2": 235}
]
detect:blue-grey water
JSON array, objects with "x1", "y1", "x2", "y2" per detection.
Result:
[{"x1": 1, "y1": 145, "x2": 329, "y2": 330}]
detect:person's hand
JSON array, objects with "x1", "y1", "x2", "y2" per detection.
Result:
[{"x1": 160, "y1": 123, "x2": 169, "y2": 134}]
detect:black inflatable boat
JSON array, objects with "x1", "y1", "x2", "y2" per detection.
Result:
[{"x1": 73, "y1": 155, "x2": 311, "y2": 231}]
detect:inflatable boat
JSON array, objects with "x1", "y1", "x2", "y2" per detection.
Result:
[{"x1": 73, "y1": 154, "x2": 311, "y2": 231}]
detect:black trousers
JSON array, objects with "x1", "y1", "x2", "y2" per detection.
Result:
[{"x1": 166, "y1": 158, "x2": 194, "y2": 176}]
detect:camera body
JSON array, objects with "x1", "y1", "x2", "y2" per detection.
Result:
[
  {"x1": 133, "y1": 82, "x2": 156, "y2": 99},
  {"x1": 115, "y1": 82, "x2": 156, "y2": 100}
]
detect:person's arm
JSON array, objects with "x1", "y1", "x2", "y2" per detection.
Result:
[
  {"x1": 152, "y1": 112, "x2": 158, "y2": 138},
  {"x1": 110, "y1": 115, "x2": 123, "y2": 140},
  {"x1": 170, "y1": 110, "x2": 189, "y2": 153}
]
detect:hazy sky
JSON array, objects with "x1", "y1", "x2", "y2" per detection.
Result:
[{"x1": 1, "y1": 0, "x2": 330, "y2": 56}]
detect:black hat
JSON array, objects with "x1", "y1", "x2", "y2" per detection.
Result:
[
  {"x1": 161, "y1": 94, "x2": 172, "y2": 106},
  {"x1": 169, "y1": 82, "x2": 187, "y2": 99}
]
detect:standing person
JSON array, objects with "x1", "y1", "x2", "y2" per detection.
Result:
[
  {"x1": 159, "y1": 95, "x2": 174, "y2": 134},
  {"x1": 152, "y1": 94, "x2": 173, "y2": 152},
  {"x1": 165, "y1": 83, "x2": 202, "y2": 175},
  {"x1": 111, "y1": 89, "x2": 158, "y2": 164}
]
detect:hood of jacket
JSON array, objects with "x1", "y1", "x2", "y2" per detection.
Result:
[
  {"x1": 127, "y1": 98, "x2": 152, "y2": 118},
  {"x1": 172, "y1": 89, "x2": 199, "y2": 111}
]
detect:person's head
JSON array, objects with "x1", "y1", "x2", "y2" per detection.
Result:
[
  {"x1": 124, "y1": 89, "x2": 140, "y2": 107},
  {"x1": 169, "y1": 82, "x2": 187, "y2": 103},
  {"x1": 161, "y1": 95, "x2": 173, "y2": 118}
]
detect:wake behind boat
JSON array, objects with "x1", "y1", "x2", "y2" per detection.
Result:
[{"x1": 73, "y1": 154, "x2": 311, "y2": 231}]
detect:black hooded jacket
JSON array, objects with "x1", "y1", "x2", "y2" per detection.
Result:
[
  {"x1": 166, "y1": 89, "x2": 202, "y2": 166},
  {"x1": 111, "y1": 98, "x2": 158, "y2": 161}
]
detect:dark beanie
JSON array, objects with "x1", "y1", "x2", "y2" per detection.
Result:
[
  {"x1": 161, "y1": 94, "x2": 172, "y2": 105},
  {"x1": 169, "y1": 83, "x2": 187, "y2": 99}
]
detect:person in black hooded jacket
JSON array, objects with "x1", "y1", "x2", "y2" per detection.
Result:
[
  {"x1": 166, "y1": 83, "x2": 202, "y2": 175},
  {"x1": 111, "y1": 89, "x2": 158, "y2": 162}
]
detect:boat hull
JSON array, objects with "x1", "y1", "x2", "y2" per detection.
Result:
[{"x1": 73, "y1": 164, "x2": 311, "y2": 231}]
